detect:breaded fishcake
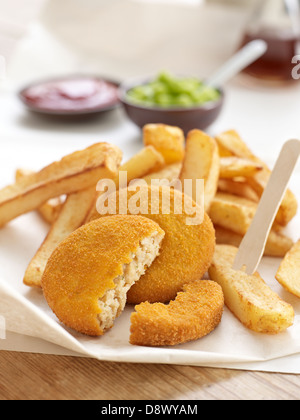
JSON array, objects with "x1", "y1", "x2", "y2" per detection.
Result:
[
  {"x1": 99, "y1": 185, "x2": 216, "y2": 304},
  {"x1": 42, "y1": 215, "x2": 165, "y2": 336},
  {"x1": 130, "y1": 280, "x2": 224, "y2": 347}
]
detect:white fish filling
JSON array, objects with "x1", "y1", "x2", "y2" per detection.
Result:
[{"x1": 97, "y1": 231, "x2": 164, "y2": 332}]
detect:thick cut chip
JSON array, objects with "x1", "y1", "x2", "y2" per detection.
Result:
[
  {"x1": 248, "y1": 173, "x2": 298, "y2": 227},
  {"x1": 209, "y1": 193, "x2": 257, "y2": 236},
  {"x1": 15, "y1": 168, "x2": 64, "y2": 224},
  {"x1": 216, "y1": 130, "x2": 256, "y2": 159},
  {"x1": 220, "y1": 157, "x2": 263, "y2": 179},
  {"x1": 276, "y1": 241, "x2": 300, "y2": 298},
  {"x1": 179, "y1": 129, "x2": 220, "y2": 212},
  {"x1": 215, "y1": 130, "x2": 298, "y2": 227},
  {"x1": 143, "y1": 163, "x2": 182, "y2": 186},
  {"x1": 218, "y1": 178, "x2": 259, "y2": 202},
  {"x1": 209, "y1": 192, "x2": 281, "y2": 236},
  {"x1": 143, "y1": 124, "x2": 185, "y2": 165},
  {"x1": 209, "y1": 245, "x2": 295, "y2": 334},
  {"x1": 24, "y1": 187, "x2": 96, "y2": 288},
  {"x1": 215, "y1": 225, "x2": 294, "y2": 258},
  {"x1": 0, "y1": 143, "x2": 122, "y2": 227}
]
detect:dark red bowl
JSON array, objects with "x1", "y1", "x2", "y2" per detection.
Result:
[{"x1": 118, "y1": 78, "x2": 225, "y2": 134}]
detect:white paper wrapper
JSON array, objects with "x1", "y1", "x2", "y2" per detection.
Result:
[{"x1": 0, "y1": 143, "x2": 299, "y2": 371}]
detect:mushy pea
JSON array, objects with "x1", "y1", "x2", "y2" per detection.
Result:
[{"x1": 126, "y1": 71, "x2": 221, "y2": 108}]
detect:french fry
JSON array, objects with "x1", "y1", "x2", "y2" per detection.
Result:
[
  {"x1": 23, "y1": 187, "x2": 96, "y2": 288},
  {"x1": 0, "y1": 143, "x2": 122, "y2": 228},
  {"x1": 23, "y1": 143, "x2": 129, "y2": 288},
  {"x1": 118, "y1": 146, "x2": 165, "y2": 182},
  {"x1": 216, "y1": 130, "x2": 298, "y2": 227},
  {"x1": 85, "y1": 146, "x2": 165, "y2": 223},
  {"x1": 217, "y1": 142, "x2": 233, "y2": 158},
  {"x1": 210, "y1": 193, "x2": 282, "y2": 236},
  {"x1": 220, "y1": 157, "x2": 263, "y2": 179},
  {"x1": 143, "y1": 162, "x2": 182, "y2": 185},
  {"x1": 143, "y1": 124, "x2": 185, "y2": 165},
  {"x1": 248, "y1": 173, "x2": 298, "y2": 227},
  {"x1": 179, "y1": 129, "x2": 220, "y2": 212},
  {"x1": 15, "y1": 169, "x2": 64, "y2": 224},
  {"x1": 209, "y1": 193, "x2": 258, "y2": 236},
  {"x1": 276, "y1": 240, "x2": 300, "y2": 298},
  {"x1": 209, "y1": 245, "x2": 295, "y2": 334},
  {"x1": 215, "y1": 225, "x2": 294, "y2": 258},
  {"x1": 216, "y1": 130, "x2": 257, "y2": 160},
  {"x1": 36, "y1": 197, "x2": 64, "y2": 225},
  {"x1": 218, "y1": 179, "x2": 259, "y2": 202}
]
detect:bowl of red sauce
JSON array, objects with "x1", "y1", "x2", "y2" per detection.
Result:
[{"x1": 19, "y1": 75, "x2": 120, "y2": 116}]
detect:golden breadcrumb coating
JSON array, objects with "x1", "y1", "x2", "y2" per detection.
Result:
[
  {"x1": 130, "y1": 280, "x2": 224, "y2": 346},
  {"x1": 42, "y1": 215, "x2": 165, "y2": 336},
  {"x1": 99, "y1": 185, "x2": 216, "y2": 304}
]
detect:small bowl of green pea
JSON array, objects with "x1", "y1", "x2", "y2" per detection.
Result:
[{"x1": 119, "y1": 71, "x2": 224, "y2": 134}]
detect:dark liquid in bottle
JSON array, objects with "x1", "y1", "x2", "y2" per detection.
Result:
[{"x1": 241, "y1": 29, "x2": 300, "y2": 81}]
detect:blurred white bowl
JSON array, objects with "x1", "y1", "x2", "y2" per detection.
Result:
[{"x1": 40, "y1": 0, "x2": 203, "y2": 60}]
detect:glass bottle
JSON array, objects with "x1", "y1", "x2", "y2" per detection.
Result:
[{"x1": 240, "y1": 0, "x2": 300, "y2": 82}]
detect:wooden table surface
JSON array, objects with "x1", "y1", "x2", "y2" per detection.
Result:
[{"x1": 0, "y1": 350, "x2": 300, "y2": 400}]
